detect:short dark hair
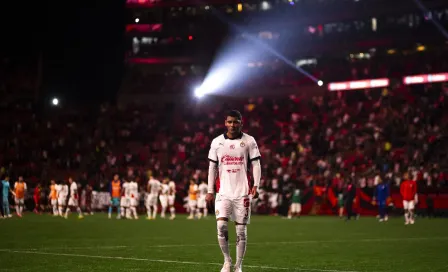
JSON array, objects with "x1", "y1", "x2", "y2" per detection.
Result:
[{"x1": 226, "y1": 110, "x2": 242, "y2": 121}]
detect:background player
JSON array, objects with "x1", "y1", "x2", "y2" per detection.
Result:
[
  {"x1": 14, "y1": 176, "x2": 27, "y2": 217},
  {"x1": 85, "y1": 184, "x2": 93, "y2": 215},
  {"x1": 187, "y1": 180, "x2": 198, "y2": 220},
  {"x1": 57, "y1": 181, "x2": 68, "y2": 216},
  {"x1": 120, "y1": 179, "x2": 130, "y2": 219},
  {"x1": 108, "y1": 174, "x2": 122, "y2": 219},
  {"x1": 49, "y1": 180, "x2": 58, "y2": 216},
  {"x1": 288, "y1": 187, "x2": 301, "y2": 219},
  {"x1": 33, "y1": 183, "x2": 42, "y2": 214},
  {"x1": 373, "y1": 177, "x2": 389, "y2": 222},
  {"x1": 168, "y1": 180, "x2": 176, "y2": 220},
  {"x1": 65, "y1": 177, "x2": 83, "y2": 219},
  {"x1": 197, "y1": 180, "x2": 208, "y2": 219},
  {"x1": 2, "y1": 176, "x2": 12, "y2": 218},
  {"x1": 128, "y1": 179, "x2": 139, "y2": 219},
  {"x1": 206, "y1": 110, "x2": 261, "y2": 272},
  {"x1": 159, "y1": 179, "x2": 169, "y2": 219},
  {"x1": 400, "y1": 173, "x2": 417, "y2": 225},
  {"x1": 146, "y1": 175, "x2": 160, "y2": 220}
]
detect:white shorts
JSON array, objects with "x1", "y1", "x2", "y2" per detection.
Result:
[
  {"x1": 120, "y1": 197, "x2": 130, "y2": 207},
  {"x1": 159, "y1": 195, "x2": 168, "y2": 207},
  {"x1": 15, "y1": 198, "x2": 24, "y2": 205},
  {"x1": 51, "y1": 199, "x2": 58, "y2": 206},
  {"x1": 146, "y1": 194, "x2": 158, "y2": 206},
  {"x1": 215, "y1": 194, "x2": 251, "y2": 225},
  {"x1": 198, "y1": 196, "x2": 206, "y2": 209},
  {"x1": 290, "y1": 203, "x2": 302, "y2": 213},
  {"x1": 68, "y1": 197, "x2": 78, "y2": 207},
  {"x1": 58, "y1": 197, "x2": 66, "y2": 206},
  {"x1": 130, "y1": 197, "x2": 138, "y2": 207},
  {"x1": 188, "y1": 199, "x2": 197, "y2": 209},
  {"x1": 168, "y1": 195, "x2": 175, "y2": 206},
  {"x1": 403, "y1": 200, "x2": 415, "y2": 210}
]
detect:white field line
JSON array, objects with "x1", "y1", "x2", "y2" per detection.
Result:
[{"x1": 0, "y1": 249, "x2": 360, "y2": 272}]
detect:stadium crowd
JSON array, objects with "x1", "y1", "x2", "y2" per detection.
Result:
[{"x1": 1, "y1": 76, "x2": 447, "y2": 215}]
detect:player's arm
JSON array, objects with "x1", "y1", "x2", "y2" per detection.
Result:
[
  {"x1": 249, "y1": 137, "x2": 262, "y2": 198},
  {"x1": 206, "y1": 139, "x2": 219, "y2": 204}
]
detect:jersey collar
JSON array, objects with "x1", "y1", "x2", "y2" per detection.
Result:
[{"x1": 223, "y1": 132, "x2": 243, "y2": 140}]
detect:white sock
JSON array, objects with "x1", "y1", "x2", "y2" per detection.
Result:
[
  {"x1": 405, "y1": 211, "x2": 409, "y2": 222},
  {"x1": 235, "y1": 224, "x2": 247, "y2": 268},
  {"x1": 77, "y1": 207, "x2": 83, "y2": 216},
  {"x1": 131, "y1": 207, "x2": 138, "y2": 219},
  {"x1": 126, "y1": 208, "x2": 131, "y2": 218},
  {"x1": 170, "y1": 207, "x2": 175, "y2": 217},
  {"x1": 120, "y1": 207, "x2": 125, "y2": 217},
  {"x1": 152, "y1": 205, "x2": 157, "y2": 219},
  {"x1": 53, "y1": 205, "x2": 58, "y2": 215},
  {"x1": 65, "y1": 207, "x2": 70, "y2": 217},
  {"x1": 16, "y1": 205, "x2": 20, "y2": 215},
  {"x1": 190, "y1": 208, "x2": 195, "y2": 217},
  {"x1": 58, "y1": 206, "x2": 63, "y2": 216},
  {"x1": 147, "y1": 206, "x2": 151, "y2": 217},
  {"x1": 19, "y1": 206, "x2": 23, "y2": 215},
  {"x1": 217, "y1": 220, "x2": 231, "y2": 263},
  {"x1": 161, "y1": 206, "x2": 166, "y2": 218},
  {"x1": 204, "y1": 208, "x2": 208, "y2": 217}
]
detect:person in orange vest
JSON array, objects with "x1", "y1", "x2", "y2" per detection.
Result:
[
  {"x1": 48, "y1": 180, "x2": 58, "y2": 216},
  {"x1": 109, "y1": 174, "x2": 122, "y2": 219},
  {"x1": 187, "y1": 180, "x2": 199, "y2": 220},
  {"x1": 14, "y1": 176, "x2": 27, "y2": 217}
]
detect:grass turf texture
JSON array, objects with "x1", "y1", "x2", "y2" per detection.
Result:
[{"x1": 0, "y1": 214, "x2": 447, "y2": 272}]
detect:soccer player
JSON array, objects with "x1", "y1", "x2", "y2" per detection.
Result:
[
  {"x1": 108, "y1": 174, "x2": 122, "y2": 219},
  {"x1": 2, "y1": 176, "x2": 12, "y2": 218},
  {"x1": 168, "y1": 180, "x2": 176, "y2": 220},
  {"x1": 187, "y1": 180, "x2": 199, "y2": 220},
  {"x1": 197, "y1": 180, "x2": 208, "y2": 219},
  {"x1": 85, "y1": 184, "x2": 93, "y2": 215},
  {"x1": 373, "y1": 177, "x2": 389, "y2": 222},
  {"x1": 288, "y1": 188, "x2": 301, "y2": 219},
  {"x1": 206, "y1": 110, "x2": 261, "y2": 272},
  {"x1": 146, "y1": 176, "x2": 160, "y2": 220},
  {"x1": 14, "y1": 176, "x2": 27, "y2": 217},
  {"x1": 49, "y1": 180, "x2": 58, "y2": 216},
  {"x1": 33, "y1": 183, "x2": 42, "y2": 214},
  {"x1": 64, "y1": 177, "x2": 83, "y2": 219},
  {"x1": 337, "y1": 193, "x2": 344, "y2": 218},
  {"x1": 159, "y1": 179, "x2": 169, "y2": 219},
  {"x1": 57, "y1": 181, "x2": 68, "y2": 216},
  {"x1": 128, "y1": 179, "x2": 139, "y2": 219},
  {"x1": 120, "y1": 179, "x2": 130, "y2": 219},
  {"x1": 400, "y1": 173, "x2": 417, "y2": 225}
]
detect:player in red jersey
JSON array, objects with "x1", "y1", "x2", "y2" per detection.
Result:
[
  {"x1": 33, "y1": 183, "x2": 42, "y2": 214},
  {"x1": 400, "y1": 173, "x2": 417, "y2": 225}
]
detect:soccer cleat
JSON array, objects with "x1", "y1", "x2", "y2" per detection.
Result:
[
  {"x1": 146, "y1": 216, "x2": 152, "y2": 220},
  {"x1": 385, "y1": 216, "x2": 389, "y2": 221},
  {"x1": 234, "y1": 266, "x2": 242, "y2": 272},
  {"x1": 187, "y1": 216, "x2": 194, "y2": 220},
  {"x1": 405, "y1": 221, "x2": 409, "y2": 225},
  {"x1": 379, "y1": 219, "x2": 384, "y2": 222},
  {"x1": 108, "y1": 214, "x2": 111, "y2": 219},
  {"x1": 220, "y1": 262, "x2": 232, "y2": 272},
  {"x1": 170, "y1": 215, "x2": 175, "y2": 220},
  {"x1": 8, "y1": 214, "x2": 12, "y2": 218},
  {"x1": 410, "y1": 220, "x2": 415, "y2": 225},
  {"x1": 117, "y1": 215, "x2": 121, "y2": 220},
  {"x1": 78, "y1": 215, "x2": 84, "y2": 219}
]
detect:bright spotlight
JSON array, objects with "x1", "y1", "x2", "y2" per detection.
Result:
[
  {"x1": 194, "y1": 87, "x2": 205, "y2": 98},
  {"x1": 318, "y1": 80, "x2": 324, "y2": 86},
  {"x1": 135, "y1": 18, "x2": 140, "y2": 23},
  {"x1": 52, "y1": 98, "x2": 59, "y2": 106}
]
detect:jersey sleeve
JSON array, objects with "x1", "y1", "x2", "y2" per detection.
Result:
[
  {"x1": 208, "y1": 139, "x2": 219, "y2": 164},
  {"x1": 24, "y1": 183, "x2": 27, "y2": 190},
  {"x1": 194, "y1": 184, "x2": 198, "y2": 191},
  {"x1": 249, "y1": 137, "x2": 261, "y2": 161}
]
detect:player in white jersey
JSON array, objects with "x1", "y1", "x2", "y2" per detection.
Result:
[
  {"x1": 56, "y1": 182, "x2": 68, "y2": 216},
  {"x1": 168, "y1": 180, "x2": 176, "y2": 220},
  {"x1": 146, "y1": 176, "x2": 161, "y2": 220},
  {"x1": 64, "y1": 177, "x2": 83, "y2": 219},
  {"x1": 128, "y1": 180, "x2": 139, "y2": 219},
  {"x1": 197, "y1": 180, "x2": 208, "y2": 219},
  {"x1": 159, "y1": 179, "x2": 170, "y2": 219},
  {"x1": 120, "y1": 180, "x2": 131, "y2": 219},
  {"x1": 206, "y1": 110, "x2": 261, "y2": 272}
]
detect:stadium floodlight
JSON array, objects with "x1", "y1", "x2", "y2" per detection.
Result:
[
  {"x1": 318, "y1": 80, "x2": 324, "y2": 86},
  {"x1": 135, "y1": 18, "x2": 140, "y2": 23},
  {"x1": 194, "y1": 87, "x2": 206, "y2": 98},
  {"x1": 52, "y1": 98, "x2": 59, "y2": 106}
]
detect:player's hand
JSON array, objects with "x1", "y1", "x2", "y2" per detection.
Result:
[
  {"x1": 250, "y1": 186, "x2": 259, "y2": 199},
  {"x1": 205, "y1": 193, "x2": 214, "y2": 207}
]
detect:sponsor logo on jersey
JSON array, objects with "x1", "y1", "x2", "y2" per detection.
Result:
[{"x1": 221, "y1": 155, "x2": 244, "y2": 165}]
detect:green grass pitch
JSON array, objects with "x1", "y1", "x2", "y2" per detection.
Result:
[{"x1": 0, "y1": 214, "x2": 447, "y2": 272}]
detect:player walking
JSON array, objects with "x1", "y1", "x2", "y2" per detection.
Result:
[
  {"x1": 1, "y1": 176, "x2": 12, "y2": 218},
  {"x1": 198, "y1": 180, "x2": 208, "y2": 219},
  {"x1": 146, "y1": 176, "x2": 160, "y2": 220},
  {"x1": 400, "y1": 173, "x2": 417, "y2": 225},
  {"x1": 57, "y1": 181, "x2": 68, "y2": 216},
  {"x1": 206, "y1": 110, "x2": 261, "y2": 272},
  {"x1": 49, "y1": 180, "x2": 58, "y2": 216},
  {"x1": 14, "y1": 176, "x2": 27, "y2": 217},
  {"x1": 108, "y1": 174, "x2": 122, "y2": 219},
  {"x1": 120, "y1": 179, "x2": 130, "y2": 219},
  {"x1": 128, "y1": 179, "x2": 139, "y2": 219},
  {"x1": 288, "y1": 188, "x2": 301, "y2": 219},
  {"x1": 168, "y1": 180, "x2": 176, "y2": 220},
  {"x1": 374, "y1": 177, "x2": 389, "y2": 222},
  {"x1": 187, "y1": 180, "x2": 199, "y2": 220},
  {"x1": 159, "y1": 179, "x2": 169, "y2": 219},
  {"x1": 64, "y1": 177, "x2": 83, "y2": 219}
]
